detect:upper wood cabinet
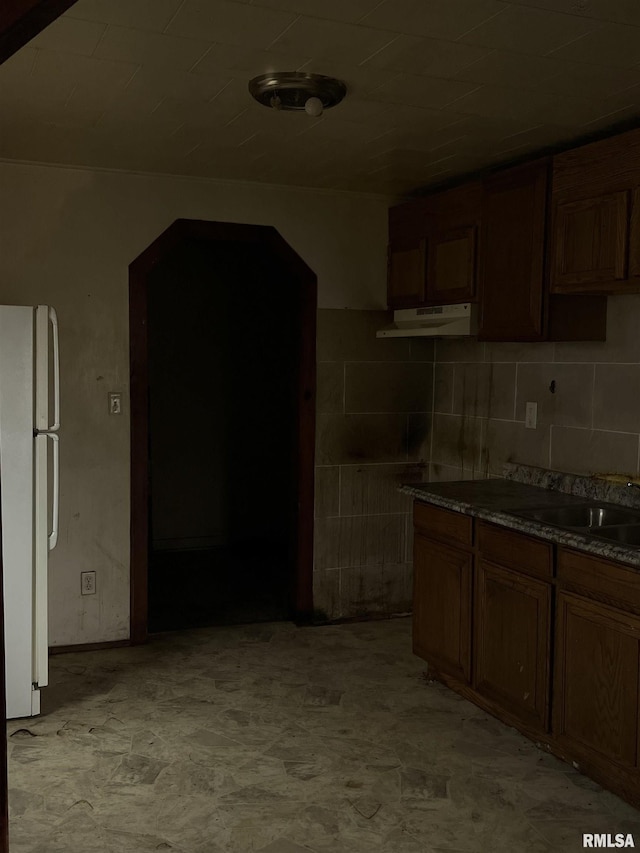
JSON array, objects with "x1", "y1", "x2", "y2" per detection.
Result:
[
  {"x1": 550, "y1": 128, "x2": 640, "y2": 295},
  {"x1": 427, "y1": 226, "x2": 476, "y2": 303},
  {"x1": 388, "y1": 242, "x2": 426, "y2": 308},
  {"x1": 387, "y1": 200, "x2": 428, "y2": 309},
  {"x1": 478, "y1": 160, "x2": 548, "y2": 341},
  {"x1": 424, "y1": 183, "x2": 480, "y2": 304},
  {"x1": 387, "y1": 183, "x2": 480, "y2": 308},
  {"x1": 553, "y1": 191, "x2": 629, "y2": 288}
]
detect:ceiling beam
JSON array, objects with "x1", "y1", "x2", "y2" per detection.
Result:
[{"x1": 0, "y1": 0, "x2": 79, "y2": 65}]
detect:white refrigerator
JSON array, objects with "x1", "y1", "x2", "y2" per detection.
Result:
[{"x1": 0, "y1": 305, "x2": 59, "y2": 719}]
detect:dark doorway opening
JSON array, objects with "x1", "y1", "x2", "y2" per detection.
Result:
[{"x1": 129, "y1": 220, "x2": 316, "y2": 641}]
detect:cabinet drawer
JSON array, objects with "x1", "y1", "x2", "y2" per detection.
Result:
[
  {"x1": 478, "y1": 522, "x2": 552, "y2": 580},
  {"x1": 414, "y1": 502, "x2": 472, "y2": 547},
  {"x1": 557, "y1": 549, "x2": 640, "y2": 615}
]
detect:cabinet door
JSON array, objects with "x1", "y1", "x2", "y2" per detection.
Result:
[
  {"x1": 474, "y1": 560, "x2": 551, "y2": 731},
  {"x1": 388, "y1": 241, "x2": 426, "y2": 308},
  {"x1": 553, "y1": 590, "x2": 640, "y2": 769},
  {"x1": 478, "y1": 161, "x2": 548, "y2": 341},
  {"x1": 426, "y1": 226, "x2": 476, "y2": 304},
  {"x1": 413, "y1": 534, "x2": 472, "y2": 683},
  {"x1": 551, "y1": 191, "x2": 629, "y2": 292}
]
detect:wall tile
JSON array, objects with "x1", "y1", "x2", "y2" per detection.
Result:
[
  {"x1": 316, "y1": 363, "x2": 344, "y2": 414},
  {"x1": 550, "y1": 427, "x2": 640, "y2": 477},
  {"x1": 340, "y1": 462, "x2": 426, "y2": 516},
  {"x1": 515, "y1": 363, "x2": 594, "y2": 428},
  {"x1": 340, "y1": 564, "x2": 384, "y2": 616},
  {"x1": 312, "y1": 568, "x2": 340, "y2": 619},
  {"x1": 313, "y1": 308, "x2": 434, "y2": 620},
  {"x1": 429, "y1": 463, "x2": 483, "y2": 483},
  {"x1": 453, "y1": 362, "x2": 516, "y2": 420},
  {"x1": 480, "y1": 419, "x2": 551, "y2": 477},
  {"x1": 435, "y1": 338, "x2": 485, "y2": 363},
  {"x1": 313, "y1": 514, "x2": 406, "y2": 571},
  {"x1": 485, "y1": 341, "x2": 555, "y2": 363},
  {"x1": 593, "y1": 364, "x2": 640, "y2": 433},
  {"x1": 407, "y1": 413, "x2": 432, "y2": 462},
  {"x1": 382, "y1": 562, "x2": 413, "y2": 614},
  {"x1": 314, "y1": 466, "x2": 340, "y2": 518},
  {"x1": 316, "y1": 413, "x2": 409, "y2": 465},
  {"x1": 409, "y1": 338, "x2": 435, "y2": 362},
  {"x1": 341, "y1": 563, "x2": 413, "y2": 617},
  {"x1": 430, "y1": 293, "x2": 640, "y2": 483},
  {"x1": 316, "y1": 308, "x2": 412, "y2": 362},
  {"x1": 430, "y1": 413, "x2": 483, "y2": 473},
  {"x1": 434, "y1": 363, "x2": 454, "y2": 413},
  {"x1": 345, "y1": 362, "x2": 433, "y2": 413}
]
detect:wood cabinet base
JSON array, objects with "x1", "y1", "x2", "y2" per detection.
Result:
[{"x1": 423, "y1": 662, "x2": 640, "y2": 811}]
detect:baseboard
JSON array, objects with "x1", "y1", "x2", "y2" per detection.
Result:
[{"x1": 48, "y1": 639, "x2": 131, "y2": 655}]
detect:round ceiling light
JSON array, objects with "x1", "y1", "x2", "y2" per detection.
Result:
[{"x1": 248, "y1": 72, "x2": 347, "y2": 116}]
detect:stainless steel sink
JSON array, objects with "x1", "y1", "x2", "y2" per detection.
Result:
[
  {"x1": 591, "y1": 525, "x2": 640, "y2": 547},
  {"x1": 513, "y1": 504, "x2": 640, "y2": 529}
]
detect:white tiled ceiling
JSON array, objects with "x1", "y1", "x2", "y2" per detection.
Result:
[{"x1": 1, "y1": 0, "x2": 640, "y2": 194}]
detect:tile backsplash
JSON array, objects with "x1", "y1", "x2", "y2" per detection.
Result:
[
  {"x1": 431, "y1": 295, "x2": 640, "y2": 482},
  {"x1": 313, "y1": 296, "x2": 640, "y2": 621},
  {"x1": 313, "y1": 309, "x2": 432, "y2": 620}
]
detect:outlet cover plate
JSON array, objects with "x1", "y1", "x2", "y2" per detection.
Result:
[{"x1": 81, "y1": 571, "x2": 96, "y2": 595}]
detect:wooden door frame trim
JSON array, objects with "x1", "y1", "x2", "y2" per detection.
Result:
[
  {"x1": 0, "y1": 473, "x2": 8, "y2": 853},
  {"x1": 0, "y1": 0, "x2": 79, "y2": 65},
  {"x1": 129, "y1": 219, "x2": 317, "y2": 645}
]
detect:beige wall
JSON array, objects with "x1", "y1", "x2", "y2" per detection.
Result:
[
  {"x1": 0, "y1": 160, "x2": 389, "y2": 645},
  {"x1": 314, "y1": 309, "x2": 432, "y2": 619},
  {"x1": 430, "y1": 295, "x2": 640, "y2": 483}
]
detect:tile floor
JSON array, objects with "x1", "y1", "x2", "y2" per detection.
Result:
[{"x1": 7, "y1": 618, "x2": 640, "y2": 852}]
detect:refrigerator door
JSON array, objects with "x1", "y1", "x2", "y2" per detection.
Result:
[
  {"x1": 33, "y1": 305, "x2": 60, "y2": 694},
  {"x1": 0, "y1": 306, "x2": 37, "y2": 718},
  {"x1": 36, "y1": 305, "x2": 60, "y2": 433},
  {"x1": 33, "y1": 432, "x2": 54, "y2": 690}
]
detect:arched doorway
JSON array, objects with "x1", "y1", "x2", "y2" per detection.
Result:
[{"x1": 129, "y1": 219, "x2": 316, "y2": 642}]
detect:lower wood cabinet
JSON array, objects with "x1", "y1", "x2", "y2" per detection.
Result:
[
  {"x1": 413, "y1": 533, "x2": 472, "y2": 684},
  {"x1": 553, "y1": 590, "x2": 640, "y2": 769},
  {"x1": 412, "y1": 502, "x2": 640, "y2": 808},
  {"x1": 474, "y1": 559, "x2": 551, "y2": 732}
]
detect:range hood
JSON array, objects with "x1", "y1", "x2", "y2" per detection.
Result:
[{"x1": 377, "y1": 304, "x2": 478, "y2": 338}]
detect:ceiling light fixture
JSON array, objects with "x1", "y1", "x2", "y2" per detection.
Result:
[{"x1": 248, "y1": 72, "x2": 347, "y2": 117}]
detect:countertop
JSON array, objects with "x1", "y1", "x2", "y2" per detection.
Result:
[{"x1": 401, "y1": 479, "x2": 640, "y2": 568}]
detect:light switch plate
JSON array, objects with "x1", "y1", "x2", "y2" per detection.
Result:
[
  {"x1": 525, "y1": 402, "x2": 538, "y2": 429},
  {"x1": 108, "y1": 392, "x2": 122, "y2": 415}
]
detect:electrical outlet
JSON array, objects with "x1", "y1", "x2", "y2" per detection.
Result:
[
  {"x1": 81, "y1": 571, "x2": 96, "y2": 595},
  {"x1": 108, "y1": 392, "x2": 122, "y2": 415},
  {"x1": 525, "y1": 402, "x2": 538, "y2": 430}
]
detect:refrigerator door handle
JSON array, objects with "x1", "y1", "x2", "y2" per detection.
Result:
[
  {"x1": 48, "y1": 432, "x2": 59, "y2": 550},
  {"x1": 49, "y1": 306, "x2": 60, "y2": 432}
]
